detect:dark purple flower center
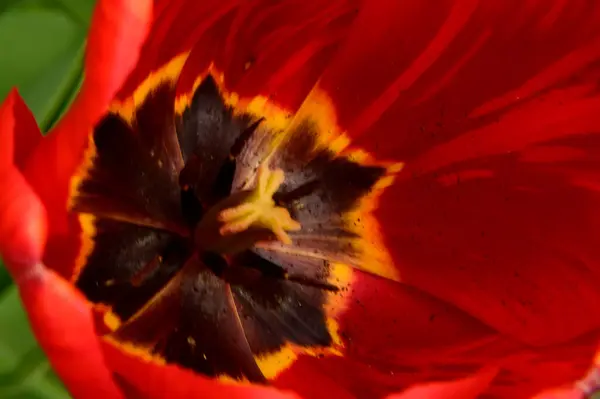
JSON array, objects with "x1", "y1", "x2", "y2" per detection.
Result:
[{"x1": 69, "y1": 72, "x2": 386, "y2": 381}]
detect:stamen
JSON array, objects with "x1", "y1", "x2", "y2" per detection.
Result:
[
  {"x1": 217, "y1": 164, "x2": 301, "y2": 245},
  {"x1": 194, "y1": 163, "x2": 302, "y2": 255},
  {"x1": 230, "y1": 118, "x2": 263, "y2": 157}
]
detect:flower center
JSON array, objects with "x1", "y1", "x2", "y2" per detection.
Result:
[
  {"x1": 69, "y1": 73, "x2": 393, "y2": 382},
  {"x1": 193, "y1": 163, "x2": 301, "y2": 255}
]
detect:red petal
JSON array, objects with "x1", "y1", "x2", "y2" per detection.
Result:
[
  {"x1": 0, "y1": 89, "x2": 42, "y2": 170},
  {"x1": 306, "y1": 0, "x2": 600, "y2": 159},
  {"x1": 274, "y1": 270, "x2": 596, "y2": 398},
  {"x1": 573, "y1": 361, "x2": 600, "y2": 397},
  {"x1": 385, "y1": 367, "x2": 498, "y2": 399},
  {"x1": 377, "y1": 132, "x2": 600, "y2": 345},
  {"x1": 215, "y1": 0, "x2": 360, "y2": 111},
  {"x1": 24, "y1": 0, "x2": 153, "y2": 237},
  {"x1": 0, "y1": 91, "x2": 14, "y2": 168},
  {"x1": 0, "y1": 170, "x2": 47, "y2": 275},
  {"x1": 17, "y1": 266, "x2": 124, "y2": 398},
  {"x1": 117, "y1": 0, "x2": 239, "y2": 99},
  {"x1": 124, "y1": 1, "x2": 360, "y2": 113},
  {"x1": 533, "y1": 390, "x2": 584, "y2": 399},
  {"x1": 274, "y1": 270, "x2": 498, "y2": 398},
  {"x1": 12, "y1": 96, "x2": 43, "y2": 169},
  {"x1": 1, "y1": 91, "x2": 120, "y2": 395},
  {"x1": 101, "y1": 341, "x2": 301, "y2": 399},
  {"x1": 274, "y1": 357, "x2": 355, "y2": 399},
  {"x1": 0, "y1": 91, "x2": 46, "y2": 269},
  {"x1": 296, "y1": 0, "x2": 600, "y2": 352}
]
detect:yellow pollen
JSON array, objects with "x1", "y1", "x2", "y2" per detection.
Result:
[{"x1": 218, "y1": 163, "x2": 301, "y2": 244}]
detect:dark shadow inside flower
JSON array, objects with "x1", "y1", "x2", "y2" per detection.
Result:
[{"x1": 68, "y1": 71, "x2": 395, "y2": 382}]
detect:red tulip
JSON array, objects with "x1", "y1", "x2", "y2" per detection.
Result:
[{"x1": 2, "y1": 0, "x2": 600, "y2": 398}]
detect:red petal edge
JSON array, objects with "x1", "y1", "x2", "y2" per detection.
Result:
[
  {"x1": 102, "y1": 341, "x2": 302, "y2": 399},
  {"x1": 0, "y1": 90, "x2": 46, "y2": 269},
  {"x1": 385, "y1": 367, "x2": 498, "y2": 399},
  {"x1": 0, "y1": 90, "x2": 16, "y2": 169}
]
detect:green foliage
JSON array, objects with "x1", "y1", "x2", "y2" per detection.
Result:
[
  {"x1": 0, "y1": 0, "x2": 96, "y2": 397},
  {"x1": 0, "y1": 284, "x2": 69, "y2": 398}
]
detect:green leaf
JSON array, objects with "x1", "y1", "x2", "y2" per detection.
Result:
[
  {"x1": 0, "y1": 286, "x2": 37, "y2": 375},
  {"x1": 0, "y1": 285, "x2": 71, "y2": 398},
  {"x1": 47, "y1": 73, "x2": 83, "y2": 131},
  {"x1": 5, "y1": 0, "x2": 95, "y2": 30},
  {"x1": 0, "y1": 260, "x2": 12, "y2": 293},
  {"x1": 0, "y1": 0, "x2": 23, "y2": 15},
  {"x1": 43, "y1": 0, "x2": 95, "y2": 29},
  {"x1": 0, "y1": 8, "x2": 83, "y2": 128},
  {"x1": 21, "y1": 40, "x2": 85, "y2": 132}
]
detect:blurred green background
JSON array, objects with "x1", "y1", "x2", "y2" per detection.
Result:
[{"x1": 0, "y1": 0, "x2": 96, "y2": 397}]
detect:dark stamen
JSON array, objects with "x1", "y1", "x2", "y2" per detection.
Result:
[
  {"x1": 230, "y1": 118, "x2": 264, "y2": 157},
  {"x1": 211, "y1": 118, "x2": 265, "y2": 200}
]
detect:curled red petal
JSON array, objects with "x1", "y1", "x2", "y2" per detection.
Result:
[
  {"x1": 0, "y1": 170, "x2": 46, "y2": 276},
  {"x1": 12, "y1": 96, "x2": 43, "y2": 170},
  {"x1": 0, "y1": 89, "x2": 42, "y2": 170},
  {"x1": 24, "y1": 0, "x2": 153, "y2": 236},
  {"x1": 0, "y1": 91, "x2": 46, "y2": 271},
  {"x1": 0, "y1": 90, "x2": 16, "y2": 168},
  {"x1": 18, "y1": 266, "x2": 124, "y2": 398}
]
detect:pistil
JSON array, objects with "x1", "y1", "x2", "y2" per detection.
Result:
[{"x1": 194, "y1": 163, "x2": 301, "y2": 255}]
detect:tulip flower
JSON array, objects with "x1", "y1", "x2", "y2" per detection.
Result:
[{"x1": 2, "y1": 0, "x2": 600, "y2": 398}]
